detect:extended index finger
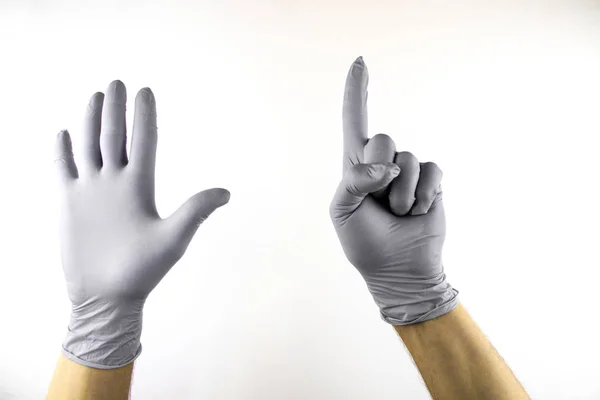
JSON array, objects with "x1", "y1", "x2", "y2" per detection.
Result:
[{"x1": 342, "y1": 56, "x2": 369, "y2": 172}]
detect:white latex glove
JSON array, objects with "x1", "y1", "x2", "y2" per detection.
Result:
[{"x1": 54, "y1": 81, "x2": 230, "y2": 369}]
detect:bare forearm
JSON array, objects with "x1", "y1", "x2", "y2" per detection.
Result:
[
  {"x1": 395, "y1": 303, "x2": 529, "y2": 400},
  {"x1": 47, "y1": 354, "x2": 133, "y2": 400}
]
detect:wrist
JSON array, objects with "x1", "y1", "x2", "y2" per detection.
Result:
[{"x1": 62, "y1": 297, "x2": 145, "y2": 369}]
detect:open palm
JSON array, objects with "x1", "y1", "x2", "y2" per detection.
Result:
[{"x1": 54, "y1": 81, "x2": 229, "y2": 368}]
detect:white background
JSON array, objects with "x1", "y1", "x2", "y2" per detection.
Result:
[{"x1": 1, "y1": 1, "x2": 599, "y2": 399}]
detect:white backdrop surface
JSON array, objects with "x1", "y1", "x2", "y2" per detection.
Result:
[{"x1": 0, "y1": 1, "x2": 599, "y2": 399}]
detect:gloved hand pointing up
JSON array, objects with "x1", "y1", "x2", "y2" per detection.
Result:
[{"x1": 330, "y1": 58, "x2": 459, "y2": 325}]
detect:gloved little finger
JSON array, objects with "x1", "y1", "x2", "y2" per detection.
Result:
[{"x1": 54, "y1": 129, "x2": 78, "y2": 184}]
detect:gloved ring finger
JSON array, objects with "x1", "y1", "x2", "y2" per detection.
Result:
[{"x1": 410, "y1": 162, "x2": 443, "y2": 216}]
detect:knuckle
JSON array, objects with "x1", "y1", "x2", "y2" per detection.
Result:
[
  {"x1": 101, "y1": 126, "x2": 124, "y2": 138},
  {"x1": 422, "y1": 161, "x2": 442, "y2": 176},
  {"x1": 395, "y1": 151, "x2": 418, "y2": 165},
  {"x1": 368, "y1": 133, "x2": 395, "y2": 146},
  {"x1": 364, "y1": 135, "x2": 396, "y2": 162}
]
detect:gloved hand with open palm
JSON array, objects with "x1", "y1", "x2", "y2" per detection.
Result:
[
  {"x1": 330, "y1": 57, "x2": 459, "y2": 325},
  {"x1": 54, "y1": 81, "x2": 230, "y2": 369}
]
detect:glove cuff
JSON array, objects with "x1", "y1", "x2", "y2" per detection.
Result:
[
  {"x1": 61, "y1": 298, "x2": 144, "y2": 369},
  {"x1": 368, "y1": 272, "x2": 460, "y2": 326}
]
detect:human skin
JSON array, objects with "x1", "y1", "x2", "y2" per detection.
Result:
[
  {"x1": 331, "y1": 56, "x2": 529, "y2": 399},
  {"x1": 47, "y1": 354, "x2": 133, "y2": 400},
  {"x1": 47, "y1": 81, "x2": 230, "y2": 398},
  {"x1": 395, "y1": 303, "x2": 529, "y2": 399}
]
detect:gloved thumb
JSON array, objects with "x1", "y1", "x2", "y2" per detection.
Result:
[
  {"x1": 165, "y1": 188, "x2": 231, "y2": 250},
  {"x1": 330, "y1": 163, "x2": 399, "y2": 221}
]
